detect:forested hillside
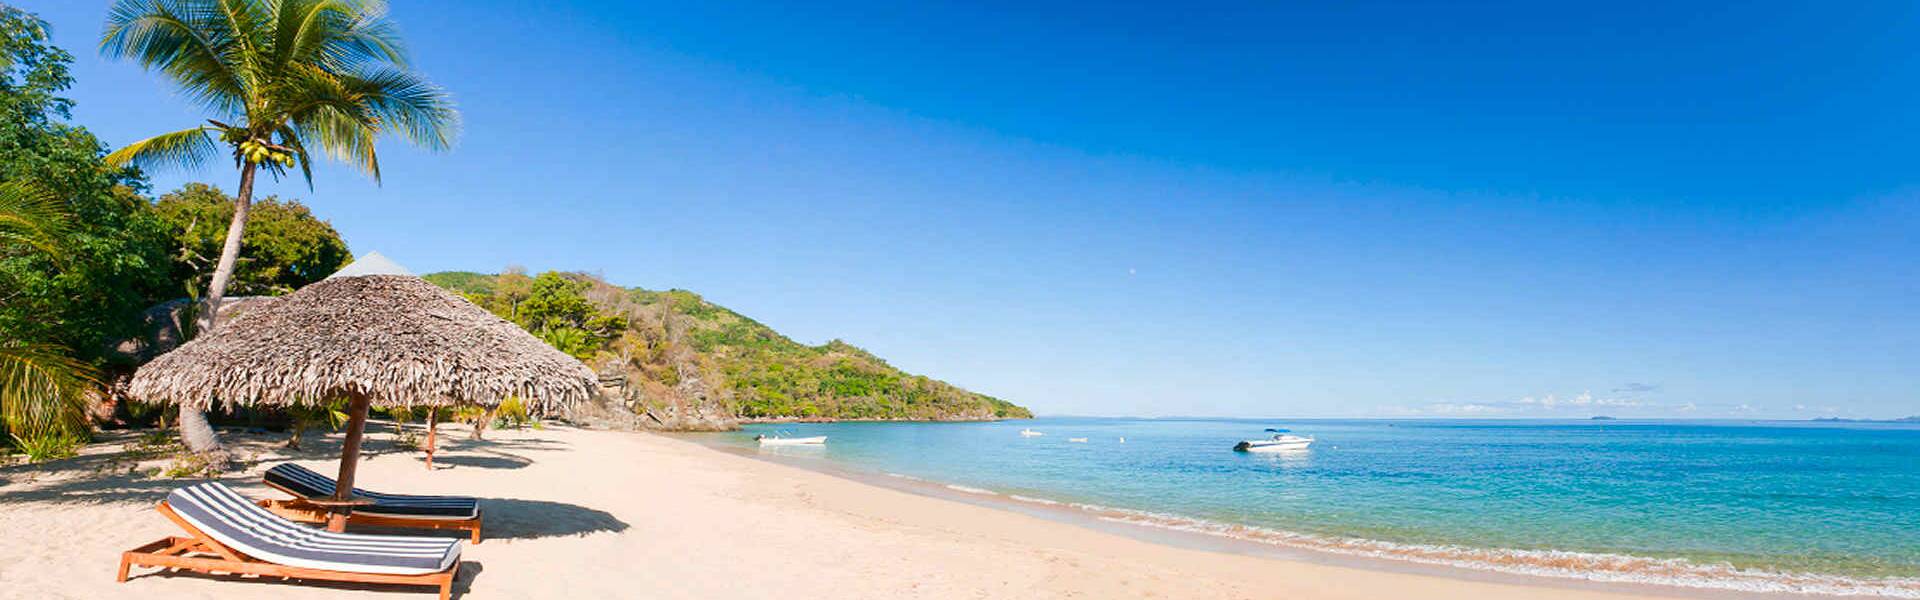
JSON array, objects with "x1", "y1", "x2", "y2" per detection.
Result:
[{"x1": 425, "y1": 271, "x2": 1030, "y2": 429}]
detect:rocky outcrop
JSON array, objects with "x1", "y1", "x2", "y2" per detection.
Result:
[{"x1": 587, "y1": 364, "x2": 736, "y2": 432}]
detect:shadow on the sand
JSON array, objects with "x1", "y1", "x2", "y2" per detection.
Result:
[
  {"x1": 481, "y1": 498, "x2": 629, "y2": 539},
  {"x1": 438, "y1": 435, "x2": 568, "y2": 452},
  {"x1": 126, "y1": 559, "x2": 484, "y2": 598},
  {"x1": 423, "y1": 453, "x2": 533, "y2": 470},
  {"x1": 0, "y1": 472, "x2": 198, "y2": 505},
  {"x1": 344, "y1": 498, "x2": 628, "y2": 541},
  {"x1": 402, "y1": 433, "x2": 568, "y2": 470}
]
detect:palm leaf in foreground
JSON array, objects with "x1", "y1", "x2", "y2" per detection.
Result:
[
  {"x1": 102, "y1": 126, "x2": 220, "y2": 174},
  {"x1": 0, "y1": 342, "x2": 97, "y2": 438},
  {"x1": 0, "y1": 180, "x2": 70, "y2": 258}
]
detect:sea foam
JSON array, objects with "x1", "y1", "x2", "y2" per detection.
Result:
[{"x1": 1058, "y1": 501, "x2": 1920, "y2": 598}]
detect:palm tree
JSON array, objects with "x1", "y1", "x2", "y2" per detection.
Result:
[
  {"x1": 100, "y1": 0, "x2": 459, "y2": 458},
  {"x1": 0, "y1": 181, "x2": 97, "y2": 442}
]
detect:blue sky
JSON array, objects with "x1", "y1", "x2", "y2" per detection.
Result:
[{"x1": 22, "y1": 1, "x2": 1919, "y2": 419}]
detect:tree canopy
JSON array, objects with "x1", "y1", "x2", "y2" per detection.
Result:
[
  {"x1": 0, "y1": 5, "x2": 173, "y2": 360},
  {"x1": 153, "y1": 183, "x2": 350, "y2": 297},
  {"x1": 449, "y1": 269, "x2": 626, "y2": 360}
]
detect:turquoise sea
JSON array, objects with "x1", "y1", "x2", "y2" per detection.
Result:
[{"x1": 710, "y1": 418, "x2": 1920, "y2": 596}]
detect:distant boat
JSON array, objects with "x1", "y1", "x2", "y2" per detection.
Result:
[
  {"x1": 756, "y1": 434, "x2": 826, "y2": 446},
  {"x1": 1020, "y1": 428, "x2": 1045, "y2": 437},
  {"x1": 1068, "y1": 437, "x2": 1089, "y2": 443},
  {"x1": 1233, "y1": 428, "x2": 1313, "y2": 453}
]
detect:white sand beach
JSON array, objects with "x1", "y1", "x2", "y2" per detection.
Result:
[{"x1": 0, "y1": 424, "x2": 1694, "y2": 600}]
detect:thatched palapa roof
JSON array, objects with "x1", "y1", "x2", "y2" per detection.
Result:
[{"x1": 128, "y1": 253, "x2": 598, "y2": 413}]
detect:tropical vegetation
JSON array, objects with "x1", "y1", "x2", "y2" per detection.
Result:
[
  {"x1": 0, "y1": 4, "x2": 354, "y2": 457},
  {"x1": 428, "y1": 271, "x2": 1031, "y2": 424},
  {"x1": 0, "y1": 6, "x2": 167, "y2": 458},
  {"x1": 101, "y1": 0, "x2": 459, "y2": 457},
  {"x1": 153, "y1": 183, "x2": 350, "y2": 296},
  {"x1": 0, "y1": 0, "x2": 1020, "y2": 458}
]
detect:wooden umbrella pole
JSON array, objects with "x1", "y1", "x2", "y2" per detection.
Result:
[
  {"x1": 328, "y1": 392, "x2": 373, "y2": 532},
  {"x1": 425, "y1": 408, "x2": 437, "y2": 471}
]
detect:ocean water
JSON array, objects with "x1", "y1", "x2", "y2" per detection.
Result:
[{"x1": 711, "y1": 418, "x2": 1920, "y2": 596}]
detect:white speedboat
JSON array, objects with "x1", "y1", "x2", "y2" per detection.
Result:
[
  {"x1": 756, "y1": 434, "x2": 826, "y2": 446},
  {"x1": 1234, "y1": 428, "x2": 1313, "y2": 452},
  {"x1": 1020, "y1": 428, "x2": 1045, "y2": 437}
]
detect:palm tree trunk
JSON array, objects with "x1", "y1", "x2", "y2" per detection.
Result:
[{"x1": 177, "y1": 162, "x2": 259, "y2": 458}]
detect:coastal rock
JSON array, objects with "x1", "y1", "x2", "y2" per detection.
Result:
[{"x1": 584, "y1": 363, "x2": 737, "y2": 432}]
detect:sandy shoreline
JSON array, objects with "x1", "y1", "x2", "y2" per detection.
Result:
[{"x1": 3, "y1": 424, "x2": 1710, "y2": 599}]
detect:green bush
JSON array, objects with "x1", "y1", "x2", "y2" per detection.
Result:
[
  {"x1": 161, "y1": 452, "x2": 217, "y2": 478},
  {"x1": 10, "y1": 430, "x2": 84, "y2": 462},
  {"x1": 493, "y1": 397, "x2": 533, "y2": 430}
]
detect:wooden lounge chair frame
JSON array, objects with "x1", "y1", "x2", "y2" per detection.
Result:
[
  {"x1": 258, "y1": 478, "x2": 484, "y2": 543},
  {"x1": 119, "y1": 501, "x2": 458, "y2": 600}
]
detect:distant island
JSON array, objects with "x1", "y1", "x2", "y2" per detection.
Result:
[
  {"x1": 427, "y1": 271, "x2": 1031, "y2": 430},
  {"x1": 1811, "y1": 417, "x2": 1920, "y2": 423},
  {"x1": 1590, "y1": 416, "x2": 1617, "y2": 421}
]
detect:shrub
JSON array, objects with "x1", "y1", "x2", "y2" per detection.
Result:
[
  {"x1": 161, "y1": 452, "x2": 218, "y2": 478},
  {"x1": 10, "y1": 430, "x2": 85, "y2": 462},
  {"x1": 285, "y1": 399, "x2": 350, "y2": 449},
  {"x1": 493, "y1": 397, "x2": 533, "y2": 430},
  {"x1": 123, "y1": 429, "x2": 180, "y2": 459}
]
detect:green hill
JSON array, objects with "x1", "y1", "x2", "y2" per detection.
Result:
[{"x1": 424, "y1": 270, "x2": 1030, "y2": 429}]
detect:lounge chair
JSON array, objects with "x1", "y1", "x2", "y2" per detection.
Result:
[
  {"x1": 258, "y1": 463, "x2": 484, "y2": 543},
  {"x1": 119, "y1": 482, "x2": 462, "y2": 599}
]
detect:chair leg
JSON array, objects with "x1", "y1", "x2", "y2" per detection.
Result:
[
  {"x1": 469, "y1": 522, "x2": 481, "y2": 544},
  {"x1": 439, "y1": 571, "x2": 454, "y2": 600},
  {"x1": 116, "y1": 553, "x2": 132, "y2": 582}
]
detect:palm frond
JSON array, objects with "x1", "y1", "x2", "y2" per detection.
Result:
[
  {"x1": 340, "y1": 67, "x2": 459, "y2": 152},
  {"x1": 321, "y1": 0, "x2": 408, "y2": 69},
  {"x1": 269, "y1": 0, "x2": 337, "y2": 72},
  {"x1": 275, "y1": 123, "x2": 316, "y2": 186},
  {"x1": 212, "y1": 0, "x2": 273, "y2": 84},
  {"x1": 101, "y1": 0, "x2": 249, "y2": 116},
  {"x1": 0, "y1": 342, "x2": 97, "y2": 438},
  {"x1": 299, "y1": 106, "x2": 381, "y2": 180},
  {"x1": 0, "y1": 181, "x2": 69, "y2": 258},
  {"x1": 104, "y1": 126, "x2": 221, "y2": 172},
  {"x1": 272, "y1": 0, "x2": 406, "y2": 73},
  {"x1": 271, "y1": 64, "x2": 380, "y2": 178}
]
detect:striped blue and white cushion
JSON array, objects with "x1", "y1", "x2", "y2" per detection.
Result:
[
  {"x1": 265, "y1": 463, "x2": 480, "y2": 520},
  {"x1": 166, "y1": 482, "x2": 462, "y2": 575}
]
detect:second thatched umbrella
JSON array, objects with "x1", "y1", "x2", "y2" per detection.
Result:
[{"x1": 128, "y1": 253, "x2": 598, "y2": 530}]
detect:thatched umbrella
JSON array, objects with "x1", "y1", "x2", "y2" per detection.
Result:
[{"x1": 128, "y1": 253, "x2": 597, "y2": 530}]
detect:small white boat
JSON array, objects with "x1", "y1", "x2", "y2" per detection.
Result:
[
  {"x1": 1020, "y1": 428, "x2": 1045, "y2": 437},
  {"x1": 1067, "y1": 437, "x2": 1089, "y2": 443},
  {"x1": 756, "y1": 434, "x2": 827, "y2": 446},
  {"x1": 1234, "y1": 428, "x2": 1313, "y2": 452}
]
